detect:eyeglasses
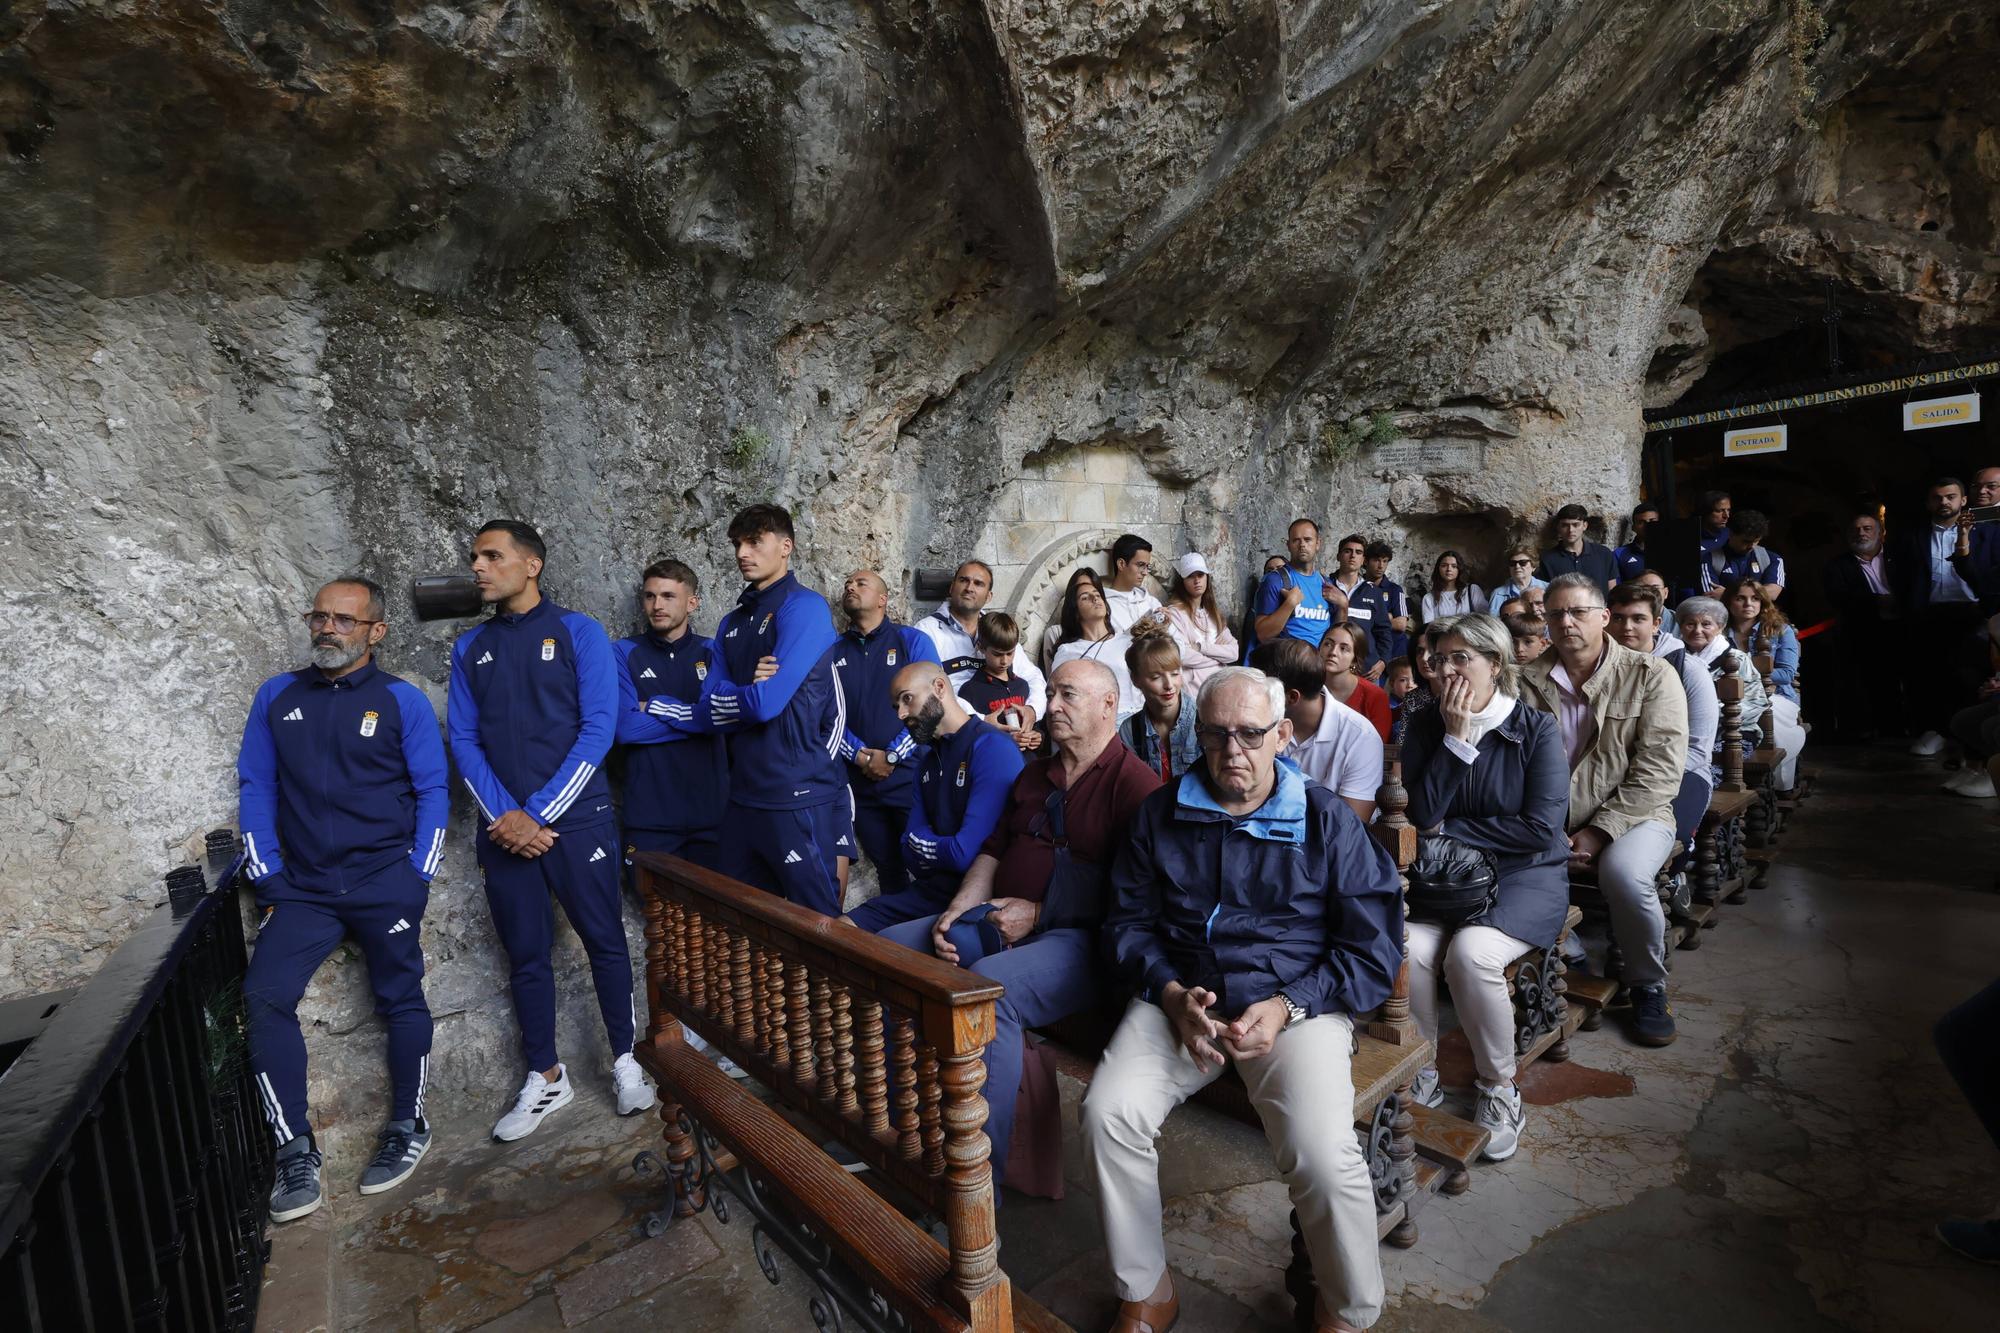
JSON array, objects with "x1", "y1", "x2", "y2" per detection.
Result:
[
  {"x1": 302, "y1": 612, "x2": 381, "y2": 633},
  {"x1": 1508, "y1": 559, "x2": 1533, "y2": 567},
  {"x1": 1196, "y1": 723, "x2": 1278, "y2": 752},
  {"x1": 1545, "y1": 605, "x2": 1604, "y2": 621},
  {"x1": 1423, "y1": 650, "x2": 1481, "y2": 669}
]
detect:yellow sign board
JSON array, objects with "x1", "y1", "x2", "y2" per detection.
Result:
[
  {"x1": 1903, "y1": 392, "x2": 1981, "y2": 431},
  {"x1": 1723, "y1": 423, "x2": 1788, "y2": 457}
]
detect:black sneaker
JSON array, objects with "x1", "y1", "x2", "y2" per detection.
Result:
[
  {"x1": 270, "y1": 1133, "x2": 324, "y2": 1223},
  {"x1": 358, "y1": 1118, "x2": 432, "y2": 1196},
  {"x1": 1628, "y1": 985, "x2": 1677, "y2": 1047}
]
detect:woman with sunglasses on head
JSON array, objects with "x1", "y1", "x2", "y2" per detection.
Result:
[
  {"x1": 1399, "y1": 613, "x2": 1569, "y2": 1163},
  {"x1": 1486, "y1": 547, "x2": 1549, "y2": 616}
]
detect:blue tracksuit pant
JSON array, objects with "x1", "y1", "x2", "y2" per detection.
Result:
[
  {"x1": 623, "y1": 826, "x2": 722, "y2": 891},
  {"x1": 847, "y1": 876, "x2": 957, "y2": 934},
  {"x1": 711, "y1": 798, "x2": 851, "y2": 917},
  {"x1": 851, "y1": 794, "x2": 911, "y2": 895},
  {"x1": 880, "y1": 914, "x2": 1098, "y2": 1188},
  {"x1": 245, "y1": 865, "x2": 432, "y2": 1144},
  {"x1": 481, "y1": 823, "x2": 635, "y2": 1072}
]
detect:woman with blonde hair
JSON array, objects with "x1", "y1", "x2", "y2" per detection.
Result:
[{"x1": 1121, "y1": 620, "x2": 1202, "y2": 780}]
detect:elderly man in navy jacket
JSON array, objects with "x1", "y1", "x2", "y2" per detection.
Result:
[{"x1": 1085, "y1": 667, "x2": 1402, "y2": 1333}]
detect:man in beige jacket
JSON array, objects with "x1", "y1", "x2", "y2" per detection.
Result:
[{"x1": 1518, "y1": 573, "x2": 1690, "y2": 1046}]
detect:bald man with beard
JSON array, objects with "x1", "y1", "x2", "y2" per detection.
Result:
[
  {"x1": 879, "y1": 659, "x2": 1163, "y2": 1189},
  {"x1": 845, "y1": 661, "x2": 1024, "y2": 933},
  {"x1": 834, "y1": 569, "x2": 942, "y2": 895}
]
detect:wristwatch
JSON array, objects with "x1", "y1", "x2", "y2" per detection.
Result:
[{"x1": 1276, "y1": 991, "x2": 1308, "y2": 1029}]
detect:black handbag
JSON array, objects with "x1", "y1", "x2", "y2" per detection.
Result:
[{"x1": 1406, "y1": 833, "x2": 1498, "y2": 927}]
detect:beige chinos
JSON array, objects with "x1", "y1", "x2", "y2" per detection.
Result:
[{"x1": 1080, "y1": 998, "x2": 1385, "y2": 1328}]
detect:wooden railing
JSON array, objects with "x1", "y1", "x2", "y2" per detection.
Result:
[{"x1": 632, "y1": 851, "x2": 1013, "y2": 1332}]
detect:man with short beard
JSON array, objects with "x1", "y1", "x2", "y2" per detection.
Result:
[
  {"x1": 919, "y1": 559, "x2": 1048, "y2": 752},
  {"x1": 1822, "y1": 510, "x2": 1901, "y2": 741},
  {"x1": 614, "y1": 558, "x2": 729, "y2": 872},
  {"x1": 834, "y1": 570, "x2": 941, "y2": 895},
  {"x1": 845, "y1": 661, "x2": 1023, "y2": 933},
  {"x1": 238, "y1": 577, "x2": 448, "y2": 1223}
]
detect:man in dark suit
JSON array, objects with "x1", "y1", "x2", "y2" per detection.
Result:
[
  {"x1": 1950, "y1": 465, "x2": 2000, "y2": 613},
  {"x1": 1821, "y1": 511, "x2": 1900, "y2": 741}
]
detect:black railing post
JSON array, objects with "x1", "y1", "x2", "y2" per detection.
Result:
[{"x1": 165, "y1": 866, "x2": 207, "y2": 913}]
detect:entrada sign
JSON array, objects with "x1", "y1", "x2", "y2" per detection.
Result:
[{"x1": 1723, "y1": 423, "x2": 1788, "y2": 457}]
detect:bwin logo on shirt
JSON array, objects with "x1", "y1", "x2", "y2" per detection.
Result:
[
  {"x1": 589, "y1": 847, "x2": 607, "y2": 863},
  {"x1": 639, "y1": 668, "x2": 657, "y2": 679},
  {"x1": 282, "y1": 708, "x2": 304, "y2": 722}
]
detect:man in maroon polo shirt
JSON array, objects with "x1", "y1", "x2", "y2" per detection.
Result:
[{"x1": 880, "y1": 658, "x2": 1160, "y2": 1186}]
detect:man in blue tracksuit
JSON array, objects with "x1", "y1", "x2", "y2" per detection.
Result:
[
  {"x1": 448, "y1": 520, "x2": 651, "y2": 1143},
  {"x1": 846, "y1": 661, "x2": 1024, "y2": 933},
  {"x1": 688, "y1": 504, "x2": 852, "y2": 916},
  {"x1": 835, "y1": 569, "x2": 941, "y2": 894},
  {"x1": 238, "y1": 577, "x2": 447, "y2": 1223},
  {"x1": 615, "y1": 558, "x2": 729, "y2": 874}
]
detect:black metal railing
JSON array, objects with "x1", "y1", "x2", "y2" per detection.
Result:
[{"x1": 0, "y1": 830, "x2": 273, "y2": 1331}]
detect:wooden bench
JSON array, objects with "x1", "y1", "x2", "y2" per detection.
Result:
[{"x1": 631, "y1": 853, "x2": 1034, "y2": 1332}]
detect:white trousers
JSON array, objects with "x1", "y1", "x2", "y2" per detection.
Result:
[
  {"x1": 1406, "y1": 921, "x2": 1533, "y2": 1090},
  {"x1": 1771, "y1": 694, "x2": 1805, "y2": 790},
  {"x1": 1081, "y1": 1000, "x2": 1385, "y2": 1328}
]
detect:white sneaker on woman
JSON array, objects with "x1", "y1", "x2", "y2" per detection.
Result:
[
  {"x1": 1409, "y1": 1065, "x2": 1444, "y2": 1109},
  {"x1": 1475, "y1": 1084, "x2": 1526, "y2": 1161}
]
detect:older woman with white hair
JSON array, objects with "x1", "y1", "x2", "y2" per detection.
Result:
[
  {"x1": 1677, "y1": 595, "x2": 1768, "y2": 760},
  {"x1": 1399, "y1": 613, "x2": 1571, "y2": 1162}
]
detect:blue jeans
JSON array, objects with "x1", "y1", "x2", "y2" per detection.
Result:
[{"x1": 879, "y1": 914, "x2": 1100, "y2": 1185}]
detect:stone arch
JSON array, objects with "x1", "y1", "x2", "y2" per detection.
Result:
[{"x1": 1001, "y1": 525, "x2": 1175, "y2": 669}]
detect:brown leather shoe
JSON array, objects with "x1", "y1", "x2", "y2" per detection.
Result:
[{"x1": 1108, "y1": 1279, "x2": 1179, "y2": 1333}]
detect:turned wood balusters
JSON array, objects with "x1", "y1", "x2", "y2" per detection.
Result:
[{"x1": 630, "y1": 851, "x2": 1011, "y2": 1329}]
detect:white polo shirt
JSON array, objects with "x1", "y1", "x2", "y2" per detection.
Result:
[{"x1": 1284, "y1": 688, "x2": 1384, "y2": 802}]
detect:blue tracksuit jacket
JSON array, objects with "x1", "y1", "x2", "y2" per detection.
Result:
[
  {"x1": 1103, "y1": 763, "x2": 1403, "y2": 1021},
  {"x1": 447, "y1": 599, "x2": 618, "y2": 831},
  {"x1": 835, "y1": 619, "x2": 941, "y2": 804},
  {"x1": 614, "y1": 629, "x2": 730, "y2": 833},
  {"x1": 237, "y1": 660, "x2": 450, "y2": 894},
  {"x1": 694, "y1": 572, "x2": 847, "y2": 809},
  {"x1": 903, "y1": 717, "x2": 1025, "y2": 889}
]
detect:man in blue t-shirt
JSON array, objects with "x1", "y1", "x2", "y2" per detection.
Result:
[{"x1": 1251, "y1": 518, "x2": 1339, "y2": 654}]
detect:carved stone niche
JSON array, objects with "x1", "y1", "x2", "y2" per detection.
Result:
[{"x1": 1000, "y1": 525, "x2": 1177, "y2": 669}]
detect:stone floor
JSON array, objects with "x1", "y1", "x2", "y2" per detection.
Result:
[{"x1": 256, "y1": 743, "x2": 2000, "y2": 1331}]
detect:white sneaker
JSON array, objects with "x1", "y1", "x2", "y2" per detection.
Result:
[
  {"x1": 1953, "y1": 771, "x2": 1997, "y2": 799},
  {"x1": 714, "y1": 1055, "x2": 750, "y2": 1080},
  {"x1": 1409, "y1": 1065, "x2": 1444, "y2": 1109},
  {"x1": 493, "y1": 1066, "x2": 574, "y2": 1141},
  {"x1": 1911, "y1": 731, "x2": 1946, "y2": 757},
  {"x1": 613, "y1": 1053, "x2": 657, "y2": 1115},
  {"x1": 1475, "y1": 1084, "x2": 1526, "y2": 1162}
]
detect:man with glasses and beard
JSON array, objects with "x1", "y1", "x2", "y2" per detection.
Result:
[
  {"x1": 844, "y1": 661, "x2": 1023, "y2": 933},
  {"x1": 239, "y1": 578, "x2": 448, "y2": 1223}
]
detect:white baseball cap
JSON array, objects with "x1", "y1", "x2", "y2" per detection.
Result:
[{"x1": 1174, "y1": 552, "x2": 1210, "y2": 579}]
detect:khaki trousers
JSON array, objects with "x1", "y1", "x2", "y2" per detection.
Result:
[
  {"x1": 1406, "y1": 920, "x2": 1533, "y2": 1091},
  {"x1": 1080, "y1": 999, "x2": 1385, "y2": 1328}
]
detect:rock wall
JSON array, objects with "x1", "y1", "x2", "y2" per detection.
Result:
[{"x1": 4, "y1": 0, "x2": 1995, "y2": 1161}]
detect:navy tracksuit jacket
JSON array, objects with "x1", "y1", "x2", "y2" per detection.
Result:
[
  {"x1": 448, "y1": 598, "x2": 634, "y2": 1072},
  {"x1": 654, "y1": 572, "x2": 852, "y2": 915},
  {"x1": 848, "y1": 716, "x2": 1025, "y2": 933},
  {"x1": 1327, "y1": 575, "x2": 1392, "y2": 675},
  {"x1": 614, "y1": 628, "x2": 730, "y2": 872},
  {"x1": 834, "y1": 618, "x2": 940, "y2": 892},
  {"x1": 237, "y1": 660, "x2": 447, "y2": 1143}
]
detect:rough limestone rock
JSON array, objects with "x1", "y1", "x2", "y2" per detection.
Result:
[{"x1": 3, "y1": 0, "x2": 1996, "y2": 1164}]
